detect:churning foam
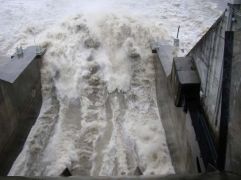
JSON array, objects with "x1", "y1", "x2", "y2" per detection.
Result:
[{"x1": 8, "y1": 14, "x2": 174, "y2": 176}]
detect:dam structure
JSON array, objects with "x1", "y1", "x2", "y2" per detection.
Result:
[
  {"x1": 0, "y1": 1, "x2": 241, "y2": 179},
  {"x1": 153, "y1": 1, "x2": 241, "y2": 175},
  {"x1": 0, "y1": 46, "x2": 45, "y2": 175}
]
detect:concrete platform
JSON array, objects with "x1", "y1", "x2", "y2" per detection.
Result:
[
  {"x1": 151, "y1": 43, "x2": 174, "y2": 77},
  {"x1": 0, "y1": 46, "x2": 45, "y2": 83}
]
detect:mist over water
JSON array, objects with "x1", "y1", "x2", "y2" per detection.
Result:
[{"x1": 0, "y1": 0, "x2": 222, "y2": 176}]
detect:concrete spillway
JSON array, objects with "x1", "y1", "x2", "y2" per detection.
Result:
[
  {"x1": 0, "y1": 45, "x2": 193, "y2": 176},
  {"x1": 0, "y1": 1, "x2": 241, "y2": 179}
]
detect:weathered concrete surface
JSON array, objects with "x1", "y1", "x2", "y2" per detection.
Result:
[
  {"x1": 0, "y1": 56, "x2": 9, "y2": 65},
  {"x1": 226, "y1": 31, "x2": 241, "y2": 174},
  {"x1": 154, "y1": 54, "x2": 199, "y2": 173},
  {"x1": 187, "y1": 8, "x2": 241, "y2": 173},
  {"x1": 154, "y1": 44, "x2": 174, "y2": 77},
  {"x1": 0, "y1": 47, "x2": 39, "y2": 83},
  {"x1": 153, "y1": 7, "x2": 241, "y2": 174},
  {"x1": 0, "y1": 49, "x2": 43, "y2": 175},
  {"x1": 188, "y1": 14, "x2": 226, "y2": 138}
]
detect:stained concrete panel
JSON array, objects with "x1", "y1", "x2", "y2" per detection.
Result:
[
  {"x1": 188, "y1": 14, "x2": 226, "y2": 137},
  {"x1": 0, "y1": 47, "x2": 39, "y2": 83},
  {"x1": 0, "y1": 48, "x2": 43, "y2": 175},
  {"x1": 154, "y1": 54, "x2": 197, "y2": 173},
  {"x1": 226, "y1": 31, "x2": 241, "y2": 174}
]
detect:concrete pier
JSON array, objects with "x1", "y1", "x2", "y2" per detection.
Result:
[
  {"x1": 153, "y1": 3, "x2": 241, "y2": 173},
  {"x1": 0, "y1": 46, "x2": 45, "y2": 175},
  {"x1": 226, "y1": 31, "x2": 241, "y2": 174},
  {"x1": 153, "y1": 44, "x2": 200, "y2": 173}
]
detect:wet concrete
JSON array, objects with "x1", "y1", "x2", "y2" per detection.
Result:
[
  {"x1": 0, "y1": 48, "x2": 43, "y2": 175},
  {"x1": 188, "y1": 14, "x2": 226, "y2": 138},
  {"x1": 153, "y1": 53, "x2": 197, "y2": 173},
  {"x1": 226, "y1": 31, "x2": 241, "y2": 175}
]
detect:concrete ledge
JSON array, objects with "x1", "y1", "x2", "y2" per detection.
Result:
[{"x1": 151, "y1": 43, "x2": 174, "y2": 77}]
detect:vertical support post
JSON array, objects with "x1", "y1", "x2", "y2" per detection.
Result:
[{"x1": 217, "y1": 31, "x2": 234, "y2": 171}]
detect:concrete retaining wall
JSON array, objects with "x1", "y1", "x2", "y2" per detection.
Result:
[
  {"x1": 0, "y1": 56, "x2": 42, "y2": 175},
  {"x1": 226, "y1": 31, "x2": 241, "y2": 174},
  {"x1": 186, "y1": 9, "x2": 241, "y2": 173},
  {"x1": 154, "y1": 55, "x2": 200, "y2": 173},
  {"x1": 188, "y1": 14, "x2": 226, "y2": 138}
]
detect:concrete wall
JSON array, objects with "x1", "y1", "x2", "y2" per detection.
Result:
[
  {"x1": 187, "y1": 8, "x2": 241, "y2": 173},
  {"x1": 0, "y1": 57, "x2": 42, "y2": 175},
  {"x1": 226, "y1": 31, "x2": 241, "y2": 174},
  {"x1": 188, "y1": 14, "x2": 226, "y2": 138},
  {"x1": 154, "y1": 55, "x2": 200, "y2": 173},
  {"x1": 154, "y1": 5, "x2": 241, "y2": 174}
]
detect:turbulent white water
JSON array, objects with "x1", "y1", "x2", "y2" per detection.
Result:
[{"x1": 0, "y1": 0, "x2": 223, "y2": 176}]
